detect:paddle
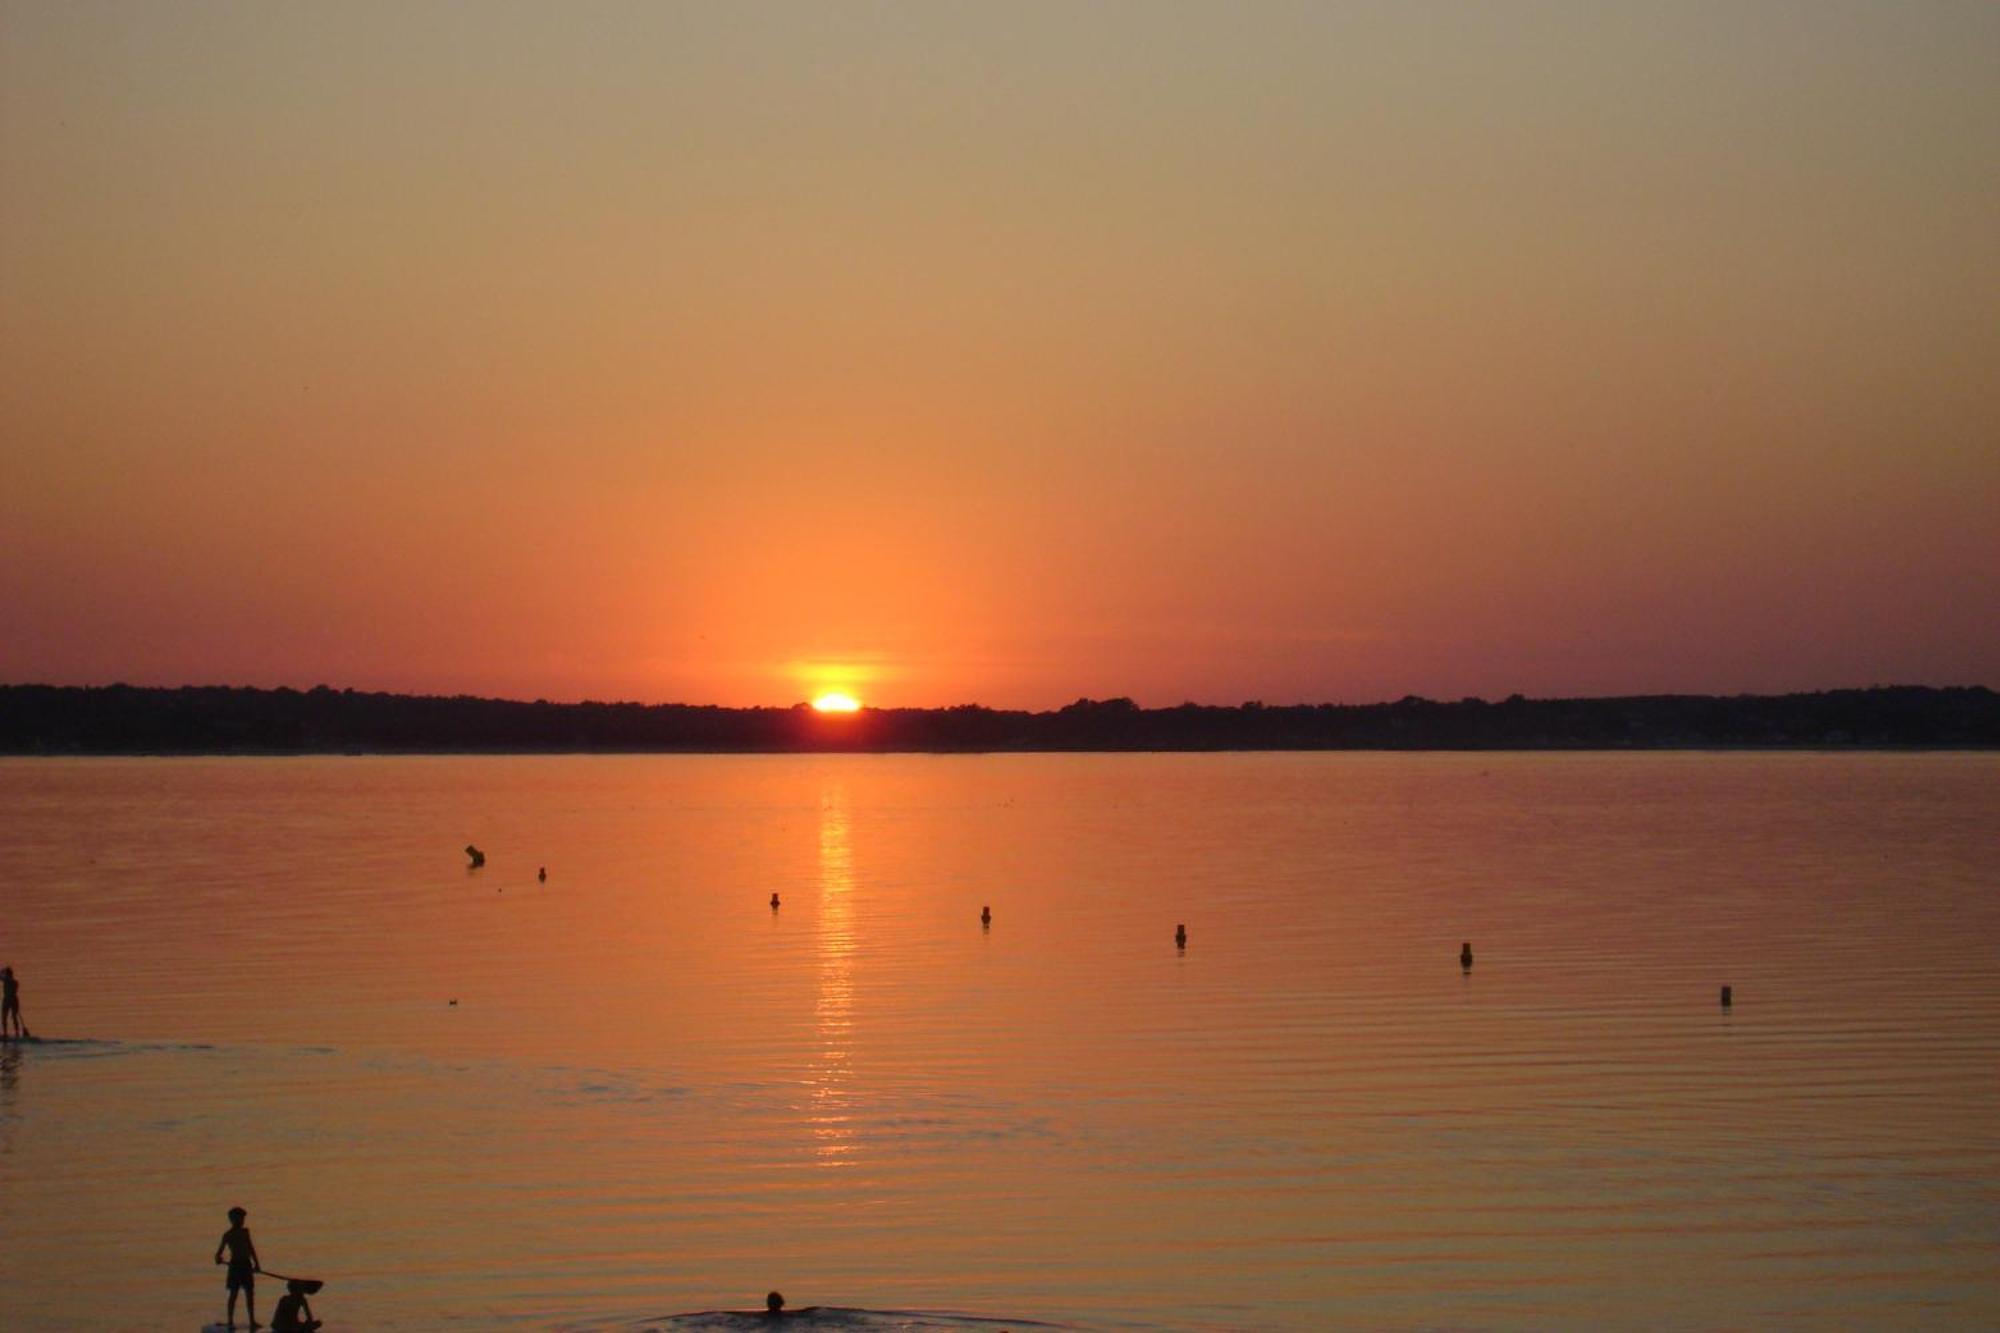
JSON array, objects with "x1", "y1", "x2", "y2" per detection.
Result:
[{"x1": 257, "y1": 1269, "x2": 324, "y2": 1295}]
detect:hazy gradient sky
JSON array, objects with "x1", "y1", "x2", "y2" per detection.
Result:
[{"x1": 4, "y1": 2, "x2": 1996, "y2": 707}]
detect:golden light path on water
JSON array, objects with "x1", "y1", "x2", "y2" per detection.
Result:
[{"x1": 811, "y1": 780, "x2": 857, "y2": 1170}]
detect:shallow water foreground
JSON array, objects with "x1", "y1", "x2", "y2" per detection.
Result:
[{"x1": 1, "y1": 753, "x2": 1997, "y2": 1329}]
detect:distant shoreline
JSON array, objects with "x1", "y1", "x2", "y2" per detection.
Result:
[
  {"x1": 3, "y1": 740, "x2": 2000, "y2": 752},
  {"x1": 3, "y1": 683, "x2": 1994, "y2": 754}
]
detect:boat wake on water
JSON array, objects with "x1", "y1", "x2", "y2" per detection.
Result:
[{"x1": 0, "y1": 1035, "x2": 215, "y2": 1056}]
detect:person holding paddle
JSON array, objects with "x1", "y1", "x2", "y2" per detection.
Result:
[{"x1": 213, "y1": 1206, "x2": 261, "y2": 1329}]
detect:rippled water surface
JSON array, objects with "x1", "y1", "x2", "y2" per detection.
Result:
[{"x1": 1, "y1": 753, "x2": 1996, "y2": 1329}]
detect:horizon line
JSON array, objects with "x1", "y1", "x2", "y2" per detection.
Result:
[{"x1": 5, "y1": 679, "x2": 1992, "y2": 715}]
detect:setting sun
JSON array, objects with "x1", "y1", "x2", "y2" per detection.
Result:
[{"x1": 811, "y1": 691, "x2": 862, "y2": 713}]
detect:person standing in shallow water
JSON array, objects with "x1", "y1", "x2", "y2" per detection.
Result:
[
  {"x1": 1, "y1": 966, "x2": 23, "y2": 1038},
  {"x1": 214, "y1": 1206, "x2": 261, "y2": 1329}
]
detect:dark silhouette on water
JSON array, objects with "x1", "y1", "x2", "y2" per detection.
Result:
[
  {"x1": 770, "y1": 892, "x2": 781, "y2": 910},
  {"x1": 539, "y1": 865, "x2": 547, "y2": 882},
  {"x1": 1, "y1": 965, "x2": 25, "y2": 1039},
  {"x1": 749, "y1": 1291, "x2": 821, "y2": 1318},
  {"x1": 271, "y1": 1278, "x2": 322, "y2": 1333},
  {"x1": 1175, "y1": 923, "x2": 1187, "y2": 949},
  {"x1": 1461, "y1": 941, "x2": 1474, "y2": 970},
  {"x1": 213, "y1": 1206, "x2": 260, "y2": 1329},
  {"x1": 465, "y1": 844, "x2": 485, "y2": 868},
  {"x1": 1721, "y1": 984, "x2": 1733, "y2": 1007},
  {"x1": 981, "y1": 905, "x2": 991, "y2": 927}
]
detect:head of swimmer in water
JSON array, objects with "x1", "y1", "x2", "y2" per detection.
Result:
[{"x1": 767, "y1": 1291, "x2": 784, "y2": 1313}]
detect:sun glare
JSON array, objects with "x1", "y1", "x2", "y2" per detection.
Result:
[{"x1": 811, "y1": 691, "x2": 862, "y2": 713}]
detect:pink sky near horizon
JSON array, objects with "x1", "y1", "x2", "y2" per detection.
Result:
[{"x1": 3, "y1": 3, "x2": 1996, "y2": 709}]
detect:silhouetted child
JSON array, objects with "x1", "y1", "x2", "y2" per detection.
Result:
[
  {"x1": 271, "y1": 1279, "x2": 321, "y2": 1332},
  {"x1": 1, "y1": 966, "x2": 24, "y2": 1039},
  {"x1": 214, "y1": 1206, "x2": 261, "y2": 1329}
]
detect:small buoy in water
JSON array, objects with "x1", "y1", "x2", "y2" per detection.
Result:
[
  {"x1": 538, "y1": 866, "x2": 546, "y2": 882},
  {"x1": 1460, "y1": 941, "x2": 1474, "y2": 969},
  {"x1": 1175, "y1": 923, "x2": 1187, "y2": 948},
  {"x1": 770, "y1": 892, "x2": 781, "y2": 910},
  {"x1": 1720, "y1": 985, "x2": 1733, "y2": 1007},
  {"x1": 981, "y1": 905, "x2": 991, "y2": 926}
]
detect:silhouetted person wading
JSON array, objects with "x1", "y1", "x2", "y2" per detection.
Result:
[
  {"x1": 1, "y1": 965, "x2": 25, "y2": 1039},
  {"x1": 214, "y1": 1206, "x2": 261, "y2": 1329}
]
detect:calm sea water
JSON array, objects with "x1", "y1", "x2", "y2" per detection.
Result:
[{"x1": 0, "y1": 753, "x2": 1996, "y2": 1330}]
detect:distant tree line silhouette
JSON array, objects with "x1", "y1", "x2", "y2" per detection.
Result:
[{"x1": 1, "y1": 683, "x2": 1994, "y2": 753}]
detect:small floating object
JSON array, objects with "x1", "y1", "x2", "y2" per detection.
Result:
[
  {"x1": 1720, "y1": 984, "x2": 1733, "y2": 1007},
  {"x1": 448, "y1": 998, "x2": 458, "y2": 1006},
  {"x1": 464, "y1": 844, "x2": 485, "y2": 868},
  {"x1": 981, "y1": 905, "x2": 991, "y2": 926},
  {"x1": 770, "y1": 892, "x2": 781, "y2": 909},
  {"x1": 538, "y1": 866, "x2": 547, "y2": 882},
  {"x1": 1460, "y1": 941, "x2": 1474, "y2": 969},
  {"x1": 1175, "y1": 923, "x2": 1187, "y2": 948}
]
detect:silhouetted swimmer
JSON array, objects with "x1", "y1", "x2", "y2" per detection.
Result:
[
  {"x1": 1, "y1": 966, "x2": 24, "y2": 1039},
  {"x1": 981, "y1": 905, "x2": 991, "y2": 926},
  {"x1": 1460, "y1": 941, "x2": 1474, "y2": 970},
  {"x1": 214, "y1": 1206, "x2": 261, "y2": 1329},
  {"x1": 465, "y1": 844, "x2": 485, "y2": 868},
  {"x1": 770, "y1": 892, "x2": 781, "y2": 910},
  {"x1": 538, "y1": 865, "x2": 547, "y2": 882},
  {"x1": 1175, "y1": 923, "x2": 1187, "y2": 949},
  {"x1": 1720, "y1": 984, "x2": 1733, "y2": 1008},
  {"x1": 271, "y1": 1279, "x2": 322, "y2": 1333},
  {"x1": 750, "y1": 1290, "x2": 818, "y2": 1318}
]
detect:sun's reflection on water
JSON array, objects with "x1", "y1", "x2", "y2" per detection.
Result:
[{"x1": 810, "y1": 781, "x2": 857, "y2": 1167}]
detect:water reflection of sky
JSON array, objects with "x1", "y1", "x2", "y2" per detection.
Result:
[
  {"x1": 5, "y1": 755, "x2": 1999, "y2": 1330},
  {"x1": 811, "y1": 781, "x2": 857, "y2": 1168},
  {"x1": 0, "y1": 1042, "x2": 19, "y2": 1149}
]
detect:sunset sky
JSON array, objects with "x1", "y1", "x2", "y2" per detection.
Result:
[{"x1": 3, "y1": 3, "x2": 1995, "y2": 708}]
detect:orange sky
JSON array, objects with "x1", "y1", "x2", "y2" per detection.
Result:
[{"x1": 3, "y1": 4, "x2": 1996, "y2": 707}]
